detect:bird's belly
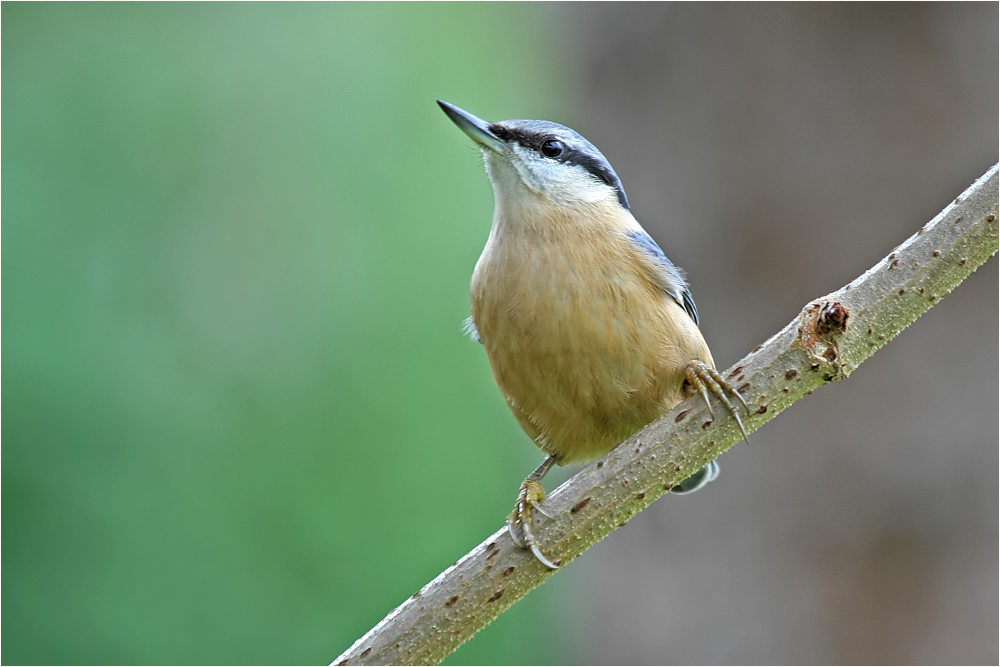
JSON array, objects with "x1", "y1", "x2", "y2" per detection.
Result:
[{"x1": 474, "y1": 274, "x2": 707, "y2": 464}]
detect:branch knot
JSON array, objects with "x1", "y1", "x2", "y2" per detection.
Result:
[
  {"x1": 794, "y1": 300, "x2": 850, "y2": 381},
  {"x1": 817, "y1": 302, "x2": 849, "y2": 336}
]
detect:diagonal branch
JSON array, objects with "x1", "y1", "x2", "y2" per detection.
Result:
[{"x1": 334, "y1": 164, "x2": 999, "y2": 666}]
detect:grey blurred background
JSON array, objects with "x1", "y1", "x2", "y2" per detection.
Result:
[{"x1": 562, "y1": 3, "x2": 998, "y2": 664}]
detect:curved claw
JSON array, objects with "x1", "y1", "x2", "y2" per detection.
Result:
[
  {"x1": 730, "y1": 386, "x2": 751, "y2": 413},
  {"x1": 528, "y1": 540, "x2": 560, "y2": 570},
  {"x1": 530, "y1": 499, "x2": 554, "y2": 519},
  {"x1": 505, "y1": 498, "x2": 555, "y2": 547},
  {"x1": 701, "y1": 370, "x2": 737, "y2": 414},
  {"x1": 514, "y1": 486, "x2": 560, "y2": 569},
  {"x1": 506, "y1": 516, "x2": 526, "y2": 549},
  {"x1": 695, "y1": 382, "x2": 715, "y2": 416},
  {"x1": 508, "y1": 458, "x2": 560, "y2": 570},
  {"x1": 732, "y1": 412, "x2": 750, "y2": 445},
  {"x1": 685, "y1": 360, "x2": 751, "y2": 446},
  {"x1": 686, "y1": 370, "x2": 714, "y2": 415}
]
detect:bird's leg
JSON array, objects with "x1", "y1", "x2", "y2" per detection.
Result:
[
  {"x1": 684, "y1": 360, "x2": 751, "y2": 445},
  {"x1": 506, "y1": 456, "x2": 560, "y2": 570}
]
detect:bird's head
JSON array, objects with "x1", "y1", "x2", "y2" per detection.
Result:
[{"x1": 438, "y1": 100, "x2": 629, "y2": 213}]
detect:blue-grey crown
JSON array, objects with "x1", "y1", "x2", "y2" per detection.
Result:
[{"x1": 489, "y1": 119, "x2": 630, "y2": 210}]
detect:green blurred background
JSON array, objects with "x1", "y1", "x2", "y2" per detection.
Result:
[{"x1": 4, "y1": 3, "x2": 580, "y2": 664}]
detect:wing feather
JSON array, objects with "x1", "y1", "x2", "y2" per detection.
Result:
[{"x1": 626, "y1": 230, "x2": 699, "y2": 325}]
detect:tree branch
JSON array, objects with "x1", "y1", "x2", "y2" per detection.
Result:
[{"x1": 333, "y1": 164, "x2": 999, "y2": 666}]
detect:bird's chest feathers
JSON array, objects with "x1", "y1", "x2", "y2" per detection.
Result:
[
  {"x1": 470, "y1": 206, "x2": 661, "y2": 371},
  {"x1": 467, "y1": 203, "x2": 707, "y2": 460}
]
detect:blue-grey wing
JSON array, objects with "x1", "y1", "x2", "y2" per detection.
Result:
[{"x1": 626, "y1": 230, "x2": 699, "y2": 326}]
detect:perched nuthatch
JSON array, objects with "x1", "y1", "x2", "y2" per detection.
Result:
[{"x1": 439, "y1": 100, "x2": 748, "y2": 569}]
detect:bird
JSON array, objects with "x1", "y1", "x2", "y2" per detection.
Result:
[{"x1": 438, "y1": 100, "x2": 748, "y2": 569}]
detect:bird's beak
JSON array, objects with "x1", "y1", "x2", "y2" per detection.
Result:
[{"x1": 437, "y1": 100, "x2": 505, "y2": 153}]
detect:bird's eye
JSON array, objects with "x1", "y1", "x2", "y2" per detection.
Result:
[{"x1": 540, "y1": 139, "x2": 564, "y2": 158}]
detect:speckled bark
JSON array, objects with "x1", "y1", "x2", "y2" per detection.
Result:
[{"x1": 332, "y1": 164, "x2": 998, "y2": 666}]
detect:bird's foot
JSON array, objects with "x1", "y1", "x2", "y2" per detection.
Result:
[
  {"x1": 506, "y1": 458, "x2": 560, "y2": 570},
  {"x1": 684, "y1": 360, "x2": 751, "y2": 445}
]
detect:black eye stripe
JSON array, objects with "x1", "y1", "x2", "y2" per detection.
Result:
[
  {"x1": 563, "y1": 150, "x2": 615, "y2": 186},
  {"x1": 487, "y1": 125, "x2": 556, "y2": 155},
  {"x1": 558, "y1": 150, "x2": 629, "y2": 208},
  {"x1": 487, "y1": 123, "x2": 630, "y2": 210}
]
